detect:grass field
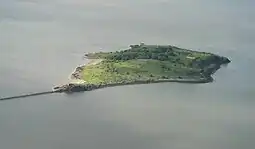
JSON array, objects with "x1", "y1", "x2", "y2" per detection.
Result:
[{"x1": 81, "y1": 59, "x2": 202, "y2": 85}]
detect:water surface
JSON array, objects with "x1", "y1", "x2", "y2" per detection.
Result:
[{"x1": 0, "y1": 0, "x2": 254, "y2": 149}]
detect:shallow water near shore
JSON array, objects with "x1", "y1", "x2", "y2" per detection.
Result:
[{"x1": 0, "y1": 0, "x2": 255, "y2": 149}]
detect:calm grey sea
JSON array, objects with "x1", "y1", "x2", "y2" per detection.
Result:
[{"x1": 0, "y1": 0, "x2": 254, "y2": 149}]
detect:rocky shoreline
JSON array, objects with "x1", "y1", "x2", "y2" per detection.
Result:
[
  {"x1": 70, "y1": 59, "x2": 102, "y2": 80},
  {"x1": 53, "y1": 76, "x2": 213, "y2": 93}
]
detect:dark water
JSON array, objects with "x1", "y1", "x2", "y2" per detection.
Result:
[{"x1": 0, "y1": 0, "x2": 254, "y2": 149}]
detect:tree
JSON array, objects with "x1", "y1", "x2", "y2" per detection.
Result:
[
  {"x1": 151, "y1": 53, "x2": 158, "y2": 60},
  {"x1": 161, "y1": 76, "x2": 167, "y2": 79}
]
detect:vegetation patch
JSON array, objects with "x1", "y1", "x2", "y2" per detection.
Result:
[{"x1": 80, "y1": 43, "x2": 230, "y2": 85}]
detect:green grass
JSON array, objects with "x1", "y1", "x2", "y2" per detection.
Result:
[
  {"x1": 81, "y1": 59, "x2": 202, "y2": 85},
  {"x1": 80, "y1": 44, "x2": 228, "y2": 85}
]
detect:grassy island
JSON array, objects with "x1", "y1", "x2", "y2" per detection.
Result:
[{"x1": 54, "y1": 43, "x2": 230, "y2": 93}]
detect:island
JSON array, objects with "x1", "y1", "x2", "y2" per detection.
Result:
[{"x1": 53, "y1": 43, "x2": 230, "y2": 93}]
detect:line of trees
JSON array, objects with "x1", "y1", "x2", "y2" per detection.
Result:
[{"x1": 107, "y1": 46, "x2": 177, "y2": 61}]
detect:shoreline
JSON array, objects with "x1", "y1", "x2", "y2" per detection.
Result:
[
  {"x1": 55, "y1": 77, "x2": 213, "y2": 93},
  {"x1": 54, "y1": 73, "x2": 214, "y2": 93},
  {"x1": 69, "y1": 59, "x2": 102, "y2": 81}
]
